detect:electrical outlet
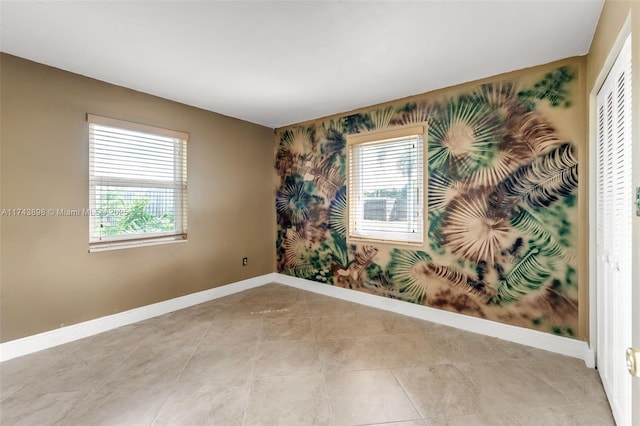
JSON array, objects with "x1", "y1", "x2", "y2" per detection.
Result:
[{"x1": 242, "y1": 257, "x2": 248, "y2": 266}]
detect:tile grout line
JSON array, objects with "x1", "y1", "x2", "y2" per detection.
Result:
[
  {"x1": 308, "y1": 307, "x2": 336, "y2": 426},
  {"x1": 3, "y1": 352, "x2": 72, "y2": 404},
  {"x1": 148, "y1": 319, "x2": 214, "y2": 425},
  {"x1": 55, "y1": 325, "x2": 155, "y2": 425},
  {"x1": 387, "y1": 367, "x2": 427, "y2": 423},
  {"x1": 240, "y1": 309, "x2": 266, "y2": 426}
]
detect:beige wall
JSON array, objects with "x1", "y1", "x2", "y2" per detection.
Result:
[
  {"x1": 0, "y1": 54, "x2": 275, "y2": 342},
  {"x1": 587, "y1": 0, "x2": 635, "y2": 89},
  {"x1": 586, "y1": 0, "x2": 640, "y2": 420}
]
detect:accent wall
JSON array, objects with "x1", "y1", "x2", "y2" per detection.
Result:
[{"x1": 275, "y1": 58, "x2": 586, "y2": 338}]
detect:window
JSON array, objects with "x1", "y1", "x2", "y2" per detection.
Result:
[
  {"x1": 347, "y1": 125, "x2": 425, "y2": 245},
  {"x1": 88, "y1": 114, "x2": 188, "y2": 251}
]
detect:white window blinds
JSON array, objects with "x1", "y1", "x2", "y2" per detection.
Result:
[
  {"x1": 88, "y1": 114, "x2": 188, "y2": 250},
  {"x1": 348, "y1": 126, "x2": 425, "y2": 244}
]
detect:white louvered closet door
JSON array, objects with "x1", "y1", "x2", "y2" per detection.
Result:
[{"x1": 595, "y1": 34, "x2": 632, "y2": 426}]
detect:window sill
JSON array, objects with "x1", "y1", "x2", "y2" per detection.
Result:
[
  {"x1": 89, "y1": 235, "x2": 187, "y2": 253},
  {"x1": 347, "y1": 235, "x2": 425, "y2": 250}
]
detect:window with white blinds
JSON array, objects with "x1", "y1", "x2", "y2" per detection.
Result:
[
  {"x1": 347, "y1": 126, "x2": 425, "y2": 245},
  {"x1": 88, "y1": 114, "x2": 188, "y2": 251}
]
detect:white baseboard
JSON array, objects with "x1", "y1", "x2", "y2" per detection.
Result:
[
  {"x1": 275, "y1": 273, "x2": 595, "y2": 367},
  {"x1": 584, "y1": 347, "x2": 596, "y2": 368},
  {"x1": 1, "y1": 272, "x2": 594, "y2": 368},
  {"x1": 0, "y1": 273, "x2": 276, "y2": 362}
]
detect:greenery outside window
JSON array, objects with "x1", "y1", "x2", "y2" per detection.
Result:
[
  {"x1": 88, "y1": 114, "x2": 188, "y2": 251},
  {"x1": 347, "y1": 125, "x2": 425, "y2": 245}
]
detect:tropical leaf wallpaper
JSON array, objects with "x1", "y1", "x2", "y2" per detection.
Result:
[{"x1": 275, "y1": 64, "x2": 581, "y2": 336}]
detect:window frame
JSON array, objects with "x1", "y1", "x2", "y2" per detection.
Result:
[
  {"x1": 346, "y1": 124, "x2": 427, "y2": 247},
  {"x1": 87, "y1": 114, "x2": 188, "y2": 252}
]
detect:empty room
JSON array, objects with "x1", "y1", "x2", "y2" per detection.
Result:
[{"x1": 1, "y1": 0, "x2": 639, "y2": 425}]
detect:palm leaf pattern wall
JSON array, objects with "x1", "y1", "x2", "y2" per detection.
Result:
[
  {"x1": 489, "y1": 143, "x2": 578, "y2": 215},
  {"x1": 428, "y1": 98, "x2": 502, "y2": 180},
  {"x1": 441, "y1": 190, "x2": 514, "y2": 265},
  {"x1": 387, "y1": 248, "x2": 432, "y2": 303},
  {"x1": 275, "y1": 65, "x2": 580, "y2": 336}
]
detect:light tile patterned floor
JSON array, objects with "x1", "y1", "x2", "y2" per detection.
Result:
[{"x1": 0, "y1": 283, "x2": 614, "y2": 425}]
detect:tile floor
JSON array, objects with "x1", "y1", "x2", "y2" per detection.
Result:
[{"x1": 0, "y1": 283, "x2": 614, "y2": 425}]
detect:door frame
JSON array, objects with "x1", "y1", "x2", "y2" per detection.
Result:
[{"x1": 587, "y1": 10, "x2": 633, "y2": 422}]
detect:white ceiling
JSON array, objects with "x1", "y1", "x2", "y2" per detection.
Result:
[{"x1": 1, "y1": 1, "x2": 603, "y2": 128}]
